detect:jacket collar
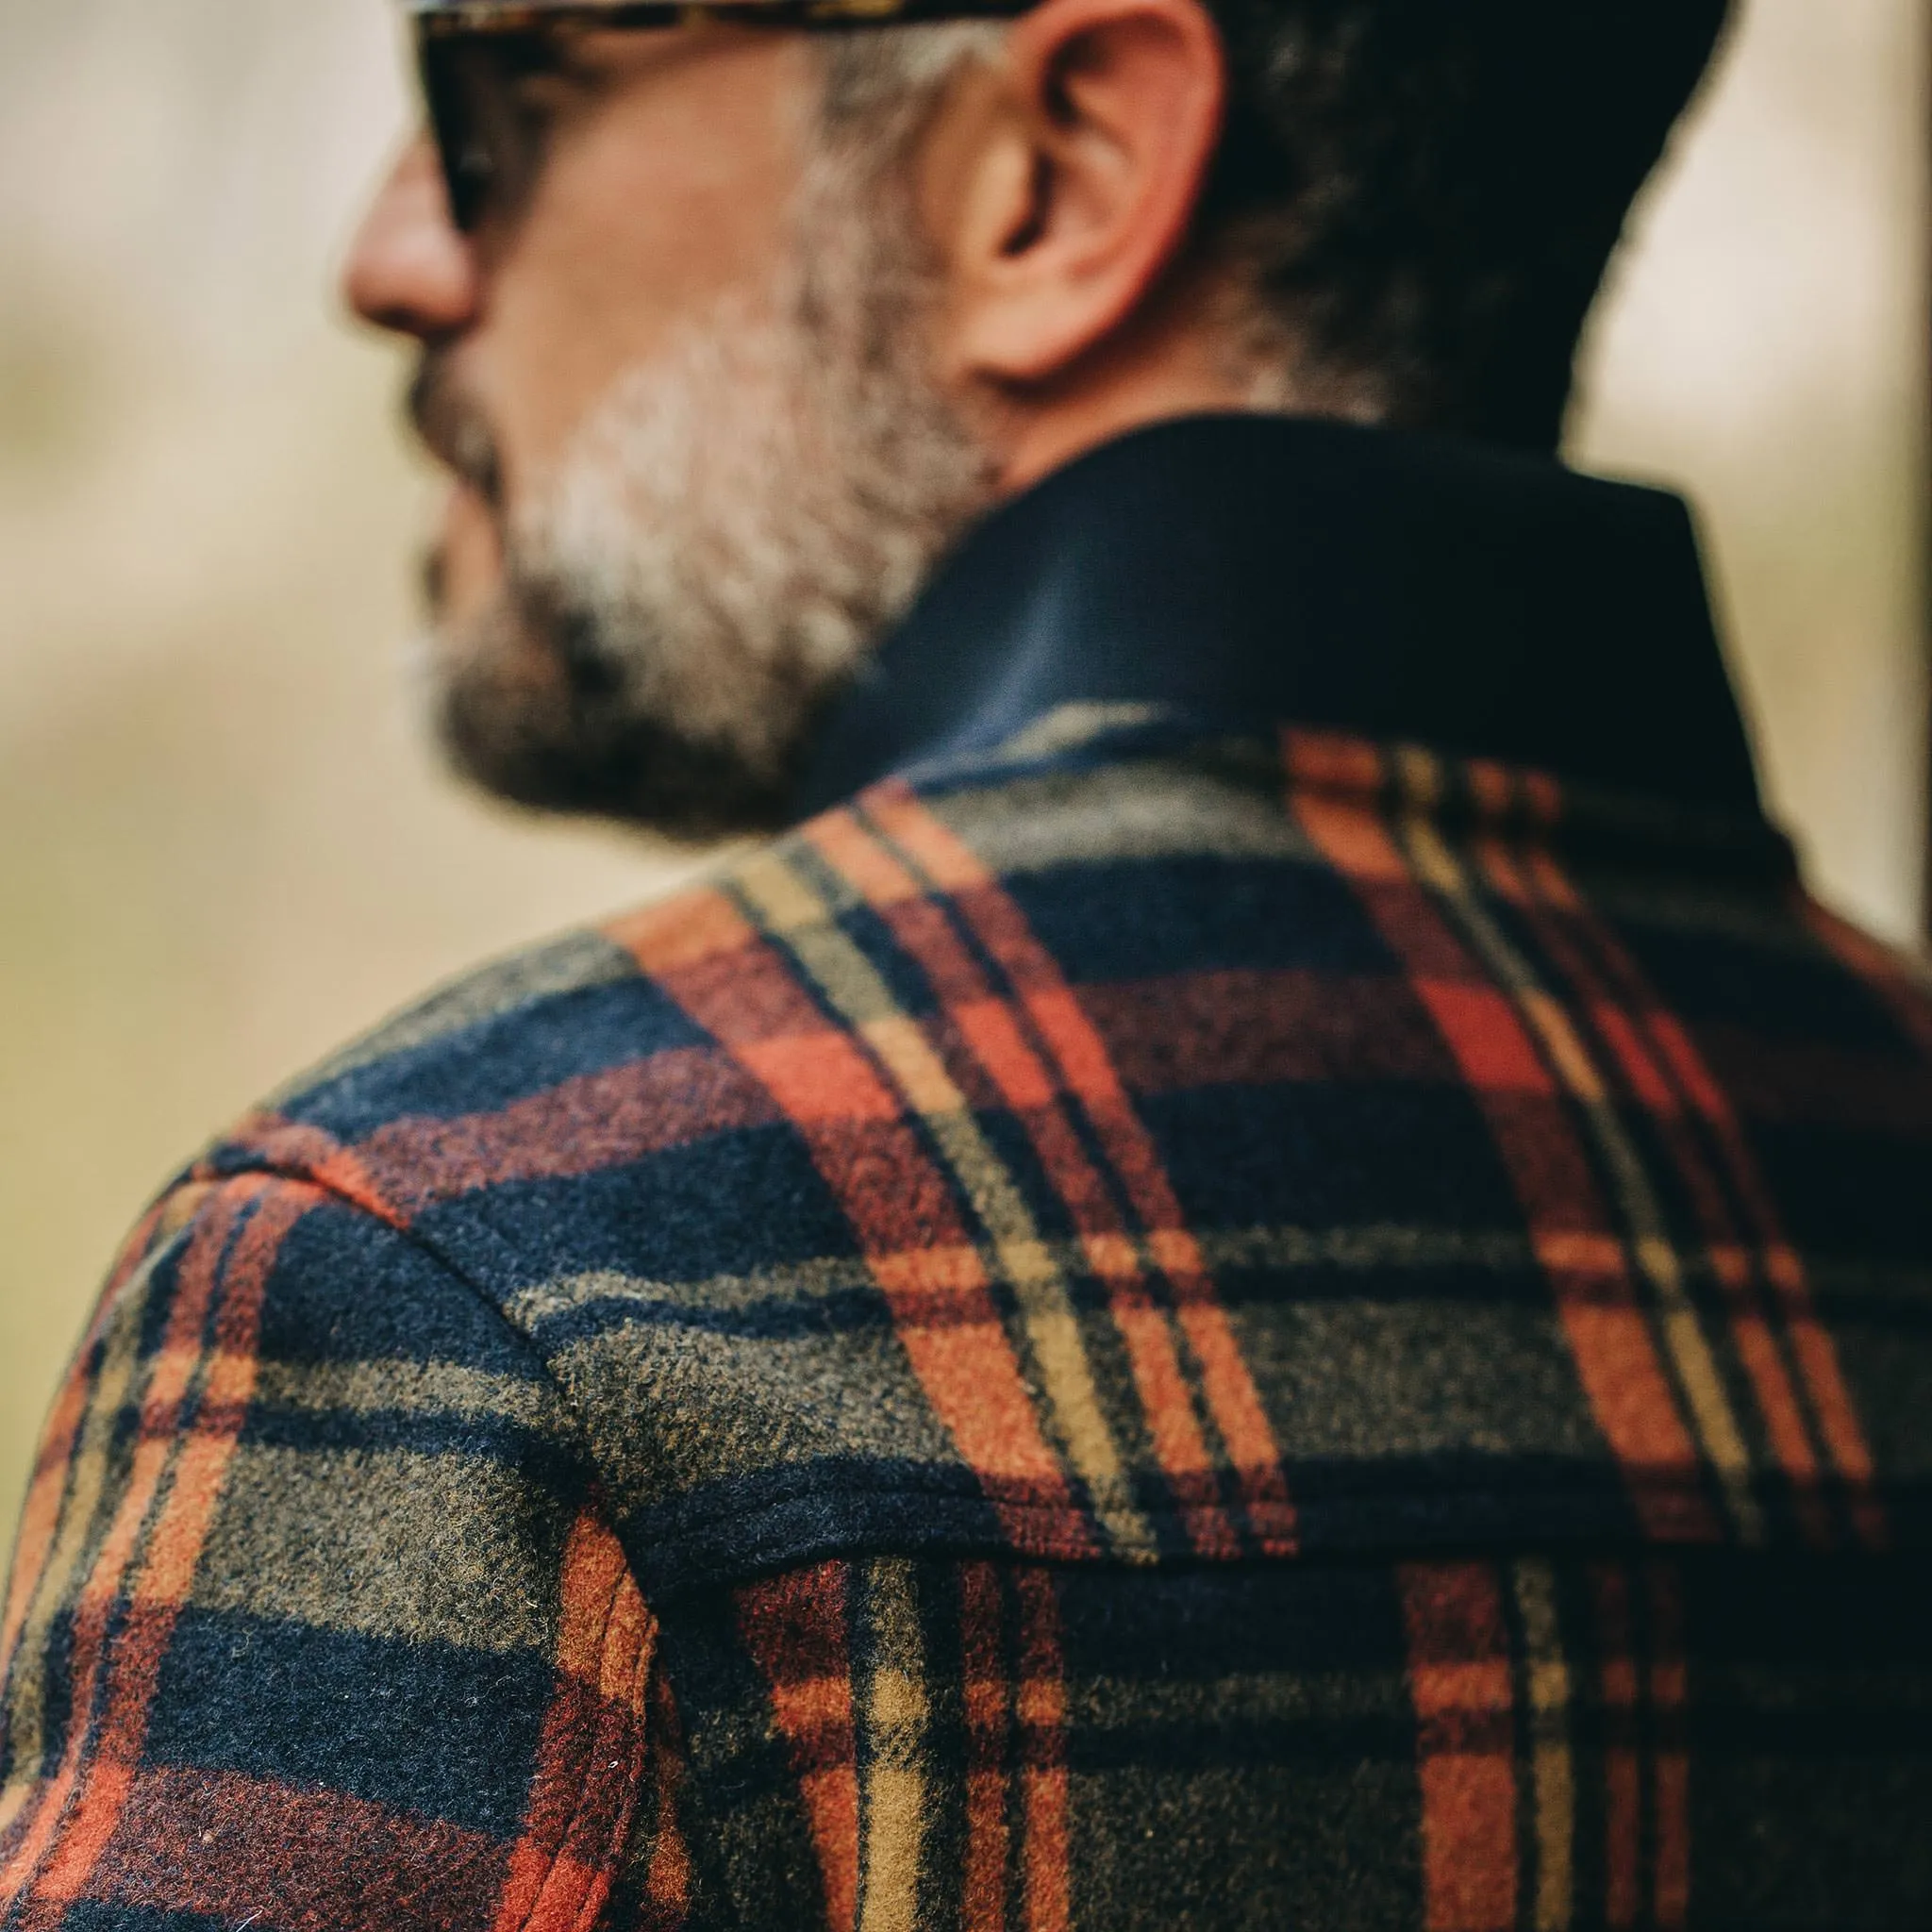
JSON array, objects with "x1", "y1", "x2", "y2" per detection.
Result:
[{"x1": 791, "y1": 412, "x2": 1761, "y2": 820}]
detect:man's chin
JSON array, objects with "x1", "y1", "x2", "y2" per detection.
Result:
[{"x1": 426, "y1": 603, "x2": 796, "y2": 844}]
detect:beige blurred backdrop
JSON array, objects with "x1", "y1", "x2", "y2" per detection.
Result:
[{"x1": 1, "y1": 0, "x2": 1926, "y2": 1520}]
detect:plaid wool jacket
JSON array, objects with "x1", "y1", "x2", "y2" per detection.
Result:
[{"x1": 2, "y1": 420, "x2": 1928, "y2": 1929}]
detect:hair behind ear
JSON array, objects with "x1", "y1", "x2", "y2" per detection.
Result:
[{"x1": 1198, "y1": 0, "x2": 1737, "y2": 448}]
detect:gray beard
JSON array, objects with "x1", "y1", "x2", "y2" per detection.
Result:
[{"x1": 428, "y1": 135, "x2": 995, "y2": 841}]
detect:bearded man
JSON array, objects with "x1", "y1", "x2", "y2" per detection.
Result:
[{"x1": 2, "y1": 0, "x2": 1928, "y2": 1924}]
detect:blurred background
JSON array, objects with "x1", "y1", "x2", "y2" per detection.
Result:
[{"x1": 0, "y1": 0, "x2": 1926, "y2": 1521}]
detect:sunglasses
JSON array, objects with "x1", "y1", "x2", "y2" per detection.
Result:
[{"x1": 409, "y1": 0, "x2": 1036, "y2": 233}]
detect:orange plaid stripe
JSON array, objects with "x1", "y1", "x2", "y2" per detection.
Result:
[
  {"x1": 1488, "y1": 831, "x2": 1886, "y2": 1549},
  {"x1": 1285, "y1": 729, "x2": 1722, "y2": 1542},
  {"x1": 488, "y1": 1509, "x2": 658, "y2": 1932},
  {"x1": 1399, "y1": 1562, "x2": 1519, "y2": 1932},
  {"x1": 861, "y1": 787, "x2": 1297, "y2": 1556},
  {"x1": 610, "y1": 890, "x2": 1091, "y2": 1553},
  {"x1": 805, "y1": 808, "x2": 1244, "y2": 1557},
  {"x1": 8, "y1": 1178, "x2": 312, "y2": 1916},
  {"x1": 735, "y1": 1563, "x2": 861, "y2": 1932}
]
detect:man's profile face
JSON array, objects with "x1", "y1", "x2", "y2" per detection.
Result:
[
  {"x1": 400, "y1": 27, "x2": 802, "y2": 619},
  {"x1": 343, "y1": 22, "x2": 992, "y2": 836}
]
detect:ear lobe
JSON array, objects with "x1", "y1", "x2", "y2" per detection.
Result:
[{"x1": 940, "y1": 0, "x2": 1226, "y2": 387}]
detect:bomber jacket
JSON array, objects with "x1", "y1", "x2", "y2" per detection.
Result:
[{"x1": 2, "y1": 416, "x2": 1927, "y2": 1930}]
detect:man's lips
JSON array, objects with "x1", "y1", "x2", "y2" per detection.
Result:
[
  {"x1": 408, "y1": 354, "x2": 505, "y2": 508},
  {"x1": 425, "y1": 476, "x2": 508, "y2": 625}
]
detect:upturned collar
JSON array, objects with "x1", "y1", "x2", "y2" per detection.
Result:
[{"x1": 792, "y1": 413, "x2": 1760, "y2": 821}]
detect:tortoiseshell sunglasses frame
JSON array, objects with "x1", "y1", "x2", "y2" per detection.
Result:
[{"x1": 408, "y1": 0, "x2": 1036, "y2": 230}]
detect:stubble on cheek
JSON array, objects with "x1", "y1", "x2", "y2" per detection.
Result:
[{"x1": 400, "y1": 69, "x2": 996, "y2": 840}]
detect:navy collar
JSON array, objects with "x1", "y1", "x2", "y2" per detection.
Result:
[{"x1": 791, "y1": 413, "x2": 1761, "y2": 820}]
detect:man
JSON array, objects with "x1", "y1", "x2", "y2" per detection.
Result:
[{"x1": 2, "y1": 0, "x2": 1927, "y2": 1924}]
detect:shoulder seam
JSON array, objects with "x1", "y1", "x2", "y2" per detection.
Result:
[
  {"x1": 154, "y1": 1159, "x2": 663, "y2": 1930},
  {"x1": 181, "y1": 1158, "x2": 615, "y2": 1482}
]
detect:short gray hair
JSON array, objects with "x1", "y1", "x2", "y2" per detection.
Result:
[{"x1": 814, "y1": 1, "x2": 1733, "y2": 451}]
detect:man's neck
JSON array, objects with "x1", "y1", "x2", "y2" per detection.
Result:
[{"x1": 975, "y1": 258, "x2": 1325, "y2": 495}]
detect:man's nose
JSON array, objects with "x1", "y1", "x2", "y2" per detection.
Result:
[{"x1": 341, "y1": 135, "x2": 480, "y2": 339}]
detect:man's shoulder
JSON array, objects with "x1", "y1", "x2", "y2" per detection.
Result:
[
  {"x1": 198, "y1": 874, "x2": 770, "y2": 1217},
  {"x1": 165, "y1": 716, "x2": 1932, "y2": 1603},
  {"x1": 273, "y1": 924, "x2": 658, "y2": 1111},
  {"x1": 208, "y1": 710, "x2": 1292, "y2": 1200}
]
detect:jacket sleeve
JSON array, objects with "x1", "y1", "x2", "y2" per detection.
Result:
[{"x1": 0, "y1": 1171, "x2": 681, "y2": 1931}]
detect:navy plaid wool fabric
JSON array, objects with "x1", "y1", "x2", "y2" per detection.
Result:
[
  {"x1": 3, "y1": 718, "x2": 1929, "y2": 1928},
  {"x1": 4, "y1": 423, "x2": 1930, "y2": 1927}
]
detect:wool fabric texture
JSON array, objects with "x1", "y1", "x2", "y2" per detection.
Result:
[
  {"x1": 4, "y1": 415, "x2": 1930, "y2": 1927},
  {"x1": 1, "y1": 709, "x2": 1928, "y2": 1928}
]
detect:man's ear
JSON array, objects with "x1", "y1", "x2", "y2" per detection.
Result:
[{"x1": 925, "y1": 0, "x2": 1226, "y2": 388}]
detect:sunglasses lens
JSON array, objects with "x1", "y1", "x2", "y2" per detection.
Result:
[{"x1": 417, "y1": 30, "x2": 550, "y2": 232}]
